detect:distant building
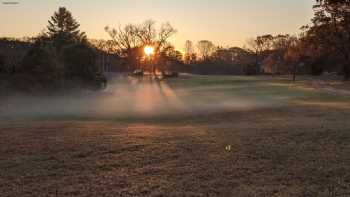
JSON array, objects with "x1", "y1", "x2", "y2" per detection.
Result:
[
  {"x1": 262, "y1": 52, "x2": 292, "y2": 74},
  {"x1": 95, "y1": 51, "x2": 124, "y2": 73},
  {"x1": 89, "y1": 39, "x2": 124, "y2": 73}
]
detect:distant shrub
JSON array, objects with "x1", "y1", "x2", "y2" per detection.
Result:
[
  {"x1": 190, "y1": 60, "x2": 252, "y2": 75},
  {"x1": 0, "y1": 7, "x2": 108, "y2": 94},
  {"x1": 62, "y1": 44, "x2": 106, "y2": 89},
  {"x1": 21, "y1": 46, "x2": 63, "y2": 86}
]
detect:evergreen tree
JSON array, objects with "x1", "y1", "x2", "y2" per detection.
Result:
[{"x1": 47, "y1": 7, "x2": 86, "y2": 49}]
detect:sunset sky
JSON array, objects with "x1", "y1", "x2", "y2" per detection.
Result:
[{"x1": 0, "y1": 0, "x2": 314, "y2": 49}]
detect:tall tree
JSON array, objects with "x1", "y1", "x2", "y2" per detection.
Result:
[
  {"x1": 266, "y1": 34, "x2": 298, "y2": 75},
  {"x1": 197, "y1": 40, "x2": 216, "y2": 60},
  {"x1": 105, "y1": 20, "x2": 177, "y2": 72},
  {"x1": 305, "y1": 0, "x2": 350, "y2": 80},
  {"x1": 47, "y1": 7, "x2": 86, "y2": 49},
  {"x1": 284, "y1": 38, "x2": 304, "y2": 81},
  {"x1": 184, "y1": 40, "x2": 196, "y2": 64},
  {"x1": 247, "y1": 34, "x2": 274, "y2": 73}
]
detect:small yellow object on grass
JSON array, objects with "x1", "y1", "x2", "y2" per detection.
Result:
[{"x1": 225, "y1": 145, "x2": 232, "y2": 152}]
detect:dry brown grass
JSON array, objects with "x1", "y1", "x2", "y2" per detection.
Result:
[
  {"x1": 1, "y1": 75, "x2": 350, "y2": 196},
  {"x1": 1, "y1": 105, "x2": 350, "y2": 197}
]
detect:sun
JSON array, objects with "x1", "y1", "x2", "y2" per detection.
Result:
[{"x1": 144, "y1": 46, "x2": 155, "y2": 56}]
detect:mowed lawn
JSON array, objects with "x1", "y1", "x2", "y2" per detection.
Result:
[{"x1": 1, "y1": 75, "x2": 350, "y2": 197}]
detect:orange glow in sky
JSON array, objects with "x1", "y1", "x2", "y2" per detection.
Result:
[{"x1": 0, "y1": 0, "x2": 314, "y2": 49}]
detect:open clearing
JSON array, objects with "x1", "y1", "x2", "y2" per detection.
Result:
[{"x1": 1, "y1": 76, "x2": 350, "y2": 197}]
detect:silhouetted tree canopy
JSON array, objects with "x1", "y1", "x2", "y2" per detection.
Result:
[
  {"x1": 21, "y1": 46, "x2": 62, "y2": 84},
  {"x1": 47, "y1": 7, "x2": 87, "y2": 50},
  {"x1": 302, "y1": 0, "x2": 350, "y2": 80},
  {"x1": 4, "y1": 1, "x2": 350, "y2": 90},
  {"x1": 63, "y1": 44, "x2": 99, "y2": 80},
  {"x1": 105, "y1": 20, "x2": 177, "y2": 72},
  {"x1": 12, "y1": 7, "x2": 107, "y2": 91},
  {"x1": 247, "y1": 34, "x2": 275, "y2": 73}
]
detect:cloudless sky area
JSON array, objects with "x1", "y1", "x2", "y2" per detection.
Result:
[{"x1": 0, "y1": 0, "x2": 314, "y2": 49}]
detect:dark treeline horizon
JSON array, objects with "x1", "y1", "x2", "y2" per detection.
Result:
[{"x1": 1, "y1": 0, "x2": 350, "y2": 95}]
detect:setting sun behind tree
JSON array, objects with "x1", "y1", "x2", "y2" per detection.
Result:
[{"x1": 144, "y1": 46, "x2": 155, "y2": 56}]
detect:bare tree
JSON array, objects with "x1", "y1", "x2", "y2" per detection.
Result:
[
  {"x1": 197, "y1": 40, "x2": 216, "y2": 60},
  {"x1": 106, "y1": 20, "x2": 176, "y2": 54},
  {"x1": 184, "y1": 40, "x2": 196, "y2": 64},
  {"x1": 184, "y1": 40, "x2": 194, "y2": 54},
  {"x1": 105, "y1": 24, "x2": 139, "y2": 56},
  {"x1": 247, "y1": 34, "x2": 274, "y2": 73},
  {"x1": 155, "y1": 22, "x2": 177, "y2": 53},
  {"x1": 90, "y1": 39, "x2": 119, "y2": 54},
  {"x1": 105, "y1": 20, "x2": 177, "y2": 72},
  {"x1": 284, "y1": 37, "x2": 303, "y2": 81}
]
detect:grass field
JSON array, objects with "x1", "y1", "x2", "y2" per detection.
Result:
[{"x1": 1, "y1": 75, "x2": 350, "y2": 197}]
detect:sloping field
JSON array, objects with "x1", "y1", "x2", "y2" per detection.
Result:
[{"x1": 1, "y1": 76, "x2": 350, "y2": 197}]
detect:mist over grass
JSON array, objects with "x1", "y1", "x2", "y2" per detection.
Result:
[
  {"x1": 1, "y1": 75, "x2": 348, "y2": 121},
  {"x1": 1, "y1": 75, "x2": 350, "y2": 196}
]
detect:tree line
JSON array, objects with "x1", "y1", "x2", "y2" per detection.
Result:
[
  {"x1": 0, "y1": 7, "x2": 106, "y2": 93},
  {"x1": 179, "y1": 0, "x2": 350, "y2": 80},
  {"x1": 1, "y1": 0, "x2": 350, "y2": 94}
]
